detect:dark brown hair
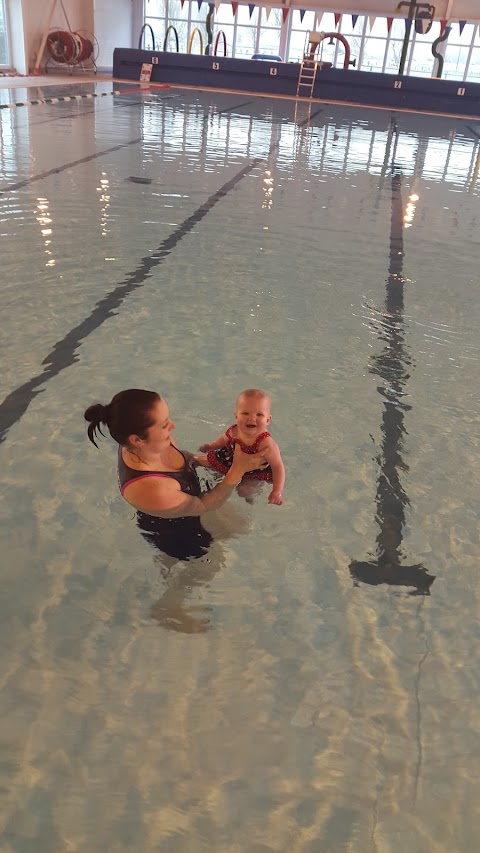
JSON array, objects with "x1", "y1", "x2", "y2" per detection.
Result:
[{"x1": 84, "y1": 389, "x2": 161, "y2": 448}]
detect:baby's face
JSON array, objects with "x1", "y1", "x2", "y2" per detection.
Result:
[{"x1": 235, "y1": 395, "x2": 272, "y2": 437}]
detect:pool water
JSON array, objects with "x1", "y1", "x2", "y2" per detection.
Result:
[{"x1": 1, "y1": 83, "x2": 480, "y2": 851}]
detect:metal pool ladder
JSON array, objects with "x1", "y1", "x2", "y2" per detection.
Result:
[{"x1": 296, "y1": 57, "x2": 318, "y2": 98}]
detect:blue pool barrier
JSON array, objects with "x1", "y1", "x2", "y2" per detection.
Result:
[{"x1": 113, "y1": 48, "x2": 480, "y2": 118}]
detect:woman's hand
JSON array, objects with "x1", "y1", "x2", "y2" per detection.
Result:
[
  {"x1": 226, "y1": 443, "x2": 267, "y2": 484},
  {"x1": 198, "y1": 443, "x2": 211, "y2": 452}
]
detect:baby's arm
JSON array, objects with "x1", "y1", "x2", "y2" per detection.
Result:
[
  {"x1": 259, "y1": 438, "x2": 285, "y2": 505},
  {"x1": 192, "y1": 452, "x2": 207, "y2": 467},
  {"x1": 194, "y1": 431, "x2": 229, "y2": 467},
  {"x1": 198, "y1": 432, "x2": 229, "y2": 453}
]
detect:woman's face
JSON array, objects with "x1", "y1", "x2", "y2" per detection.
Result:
[{"x1": 143, "y1": 398, "x2": 176, "y2": 448}]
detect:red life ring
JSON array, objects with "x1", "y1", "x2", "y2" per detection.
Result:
[
  {"x1": 46, "y1": 31, "x2": 93, "y2": 64},
  {"x1": 47, "y1": 31, "x2": 78, "y2": 64},
  {"x1": 74, "y1": 33, "x2": 94, "y2": 63}
]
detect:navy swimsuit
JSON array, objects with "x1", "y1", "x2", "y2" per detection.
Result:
[{"x1": 118, "y1": 447, "x2": 213, "y2": 560}]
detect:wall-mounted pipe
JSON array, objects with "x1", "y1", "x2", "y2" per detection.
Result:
[
  {"x1": 432, "y1": 25, "x2": 451, "y2": 78},
  {"x1": 205, "y1": 4, "x2": 214, "y2": 55}
]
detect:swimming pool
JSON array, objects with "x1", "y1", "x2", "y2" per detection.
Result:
[{"x1": 1, "y1": 82, "x2": 480, "y2": 851}]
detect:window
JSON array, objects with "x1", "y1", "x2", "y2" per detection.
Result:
[
  {"x1": 233, "y1": 6, "x2": 261, "y2": 58},
  {"x1": 408, "y1": 21, "x2": 441, "y2": 77},
  {"x1": 383, "y1": 18, "x2": 411, "y2": 74},
  {"x1": 0, "y1": 0, "x2": 10, "y2": 67},
  {"x1": 144, "y1": 0, "x2": 189, "y2": 52},
  {"x1": 288, "y1": 11, "x2": 316, "y2": 64},
  {"x1": 256, "y1": 9, "x2": 282, "y2": 59},
  {"x1": 467, "y1": 26, "x2": 480, "y2": 82},
  {"x1": 444, "y1": 23, "x2": 477, "y2": 81},
  {"x1": 358, "y1": 17, "x2": 389, "y2": 73},
  {"x1": 340, "y1": 15, "x2": 366, "y2": 70},
  {"x1": 142, "y1": 2, "x2": 480, "y2": 80},
  {"x1": 214, "y1": 4, "x2": 236, "y2": 56}
]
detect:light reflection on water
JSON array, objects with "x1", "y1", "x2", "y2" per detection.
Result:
[{"x1": 1, "y1": 85, "x2": 480, "y2": 851}]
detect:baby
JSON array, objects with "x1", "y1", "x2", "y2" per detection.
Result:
[{"x1": 196, "y1": 389, "x2": 285, "y2": 505}]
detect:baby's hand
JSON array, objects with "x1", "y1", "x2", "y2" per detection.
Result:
[
  {"x1": 198, "y1": 443, "x2": 211, "y2": 452},
  {"x1": 268, "y1": 490, "x2": 283, "y2": 506}
]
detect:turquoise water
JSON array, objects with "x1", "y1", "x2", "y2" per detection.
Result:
[{"x1": 1, "y1": 83, "x2": 480, "y2": 851}]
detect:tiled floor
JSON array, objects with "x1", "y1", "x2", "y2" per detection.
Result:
[{"x1": 0, "y1": 72, "x2": 113, "y2": 89}]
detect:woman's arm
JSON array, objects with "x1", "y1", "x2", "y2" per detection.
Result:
[{"x1": 122, "y1": 445, "x2": 266, "y2": 518}]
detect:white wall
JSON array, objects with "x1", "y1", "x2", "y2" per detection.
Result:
[
  {"x1": 94, "y1": 0, "x2": 134, "y2": 71},
  {"x1": 21, "y1": 0, "x2": 94, "y2": 72},
  {"x1": 9, "y1": 0, "x2": 134, "y2": 73}
]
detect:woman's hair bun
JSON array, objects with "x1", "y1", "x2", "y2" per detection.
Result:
[
  {"x1": 84, "y1": 402, "x2": 106, "y2": 424},
  {"x1": 84, "y1": 402, "x2": 108, "y2": 447}
]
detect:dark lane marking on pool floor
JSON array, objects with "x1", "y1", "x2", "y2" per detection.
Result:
[
  {"x1": 465, "y1": 124, "x2": 480, "y2": 140},
  {"x1": 0, "y1": 156, "x2": 263, "y2": 443},
  {"x1": 0, "y1": 137, "x2": 142, "y2": 195},
  {"x1": 202, "y1": 101, "x2": 253, "y2": 123},
  {"x1": 216, "y1": 100, "x2": 254, "y2": 115},
  {"x1": 0, "y1": 109, "x2": 323, "y2": 443}
]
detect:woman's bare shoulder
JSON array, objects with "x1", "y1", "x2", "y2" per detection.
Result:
[{"x1": 123, "y1": 471, "x2": 183, "y2": 510}]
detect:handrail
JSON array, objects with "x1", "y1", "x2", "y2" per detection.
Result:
[
  {"x1": 188, "y1": 28, "x2": 204, "y2": 54},
  {"x1": 138, "y1": 24, "x2": 155, "y2": 51},
  {"x1": 163, "y1": 25, "x2": 179, "y2": 53},
  {"x1": 214, "y1": 31, "x2": 227, "y2": 57}
]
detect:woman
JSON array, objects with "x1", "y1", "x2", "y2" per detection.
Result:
[{"x1": 84, "y1": 388, "x2": 267, "y2": 561}]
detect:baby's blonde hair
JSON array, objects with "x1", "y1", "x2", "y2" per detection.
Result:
[{"x1": 236, "y1": 389, "x2": 271, "y2": 408}]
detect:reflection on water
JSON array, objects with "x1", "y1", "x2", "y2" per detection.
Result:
[
  {"x1": 1, "y1": 87, "x2": 480, "y2": 851},
  {"x1": 150, "y1": 556, "x2": 216, "y2": 633},
  {"x1": 350, "y1": 171, "x2": 435, "y2": 596},
  {"x1": 148, "y1": 500, "x2": 250, "y2": 634}
]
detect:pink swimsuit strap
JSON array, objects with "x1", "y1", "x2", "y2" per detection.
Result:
[{"x1": 120, "y1": 471, "x2": 172, "y2": 497}]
